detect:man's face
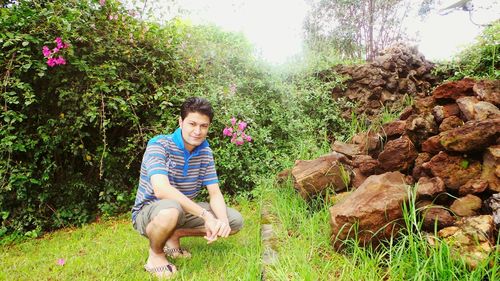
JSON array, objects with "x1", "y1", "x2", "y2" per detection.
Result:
[{"x1": 179, "y1": 112, "x2": 211, "y2": 152}]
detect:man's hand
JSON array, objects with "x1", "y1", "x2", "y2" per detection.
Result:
[{"x1": 203, "y1": 215, "x2": 232, "y2": 244}]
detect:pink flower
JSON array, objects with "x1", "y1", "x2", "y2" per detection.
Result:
[
  {"x1": 235, "y1": 139, "x2": 244, "y2": 146},
  {"x1": 52, "y1": 47, "x2": 60, "y2": 53},
  {"x1": 55, "y1": 37, "x2": 64, "y2": 49},
  {"x1": 56, "y1": 258, "x2": 65, "y2": 266},
  {"x1": 47, "y1": 57, "x2": 57, "y2": 67},
  {"x1": 108, "y1": 14, "x2": 113, "y2": 20},
  {"x1": 99, "y1": 0, "x2": 105, "y2": 6},
  {"x1": 238, "y1": 121, "x2": 247, "y2": 131},
  {"x1": 55, "y1": 56, "x2": 66, "y2": 65},
  {"x1": 223, "y1": 127, "x2": 233, "y2": 137},
  {"x1": 230, "y1": 117, "x2": 236, "y2": 126},
  {"x1": 229, "y1": 83, "x2": 237, "y2": 95},
  {"x1": 42, "y1": 46, "x2": 51, "y2": 57},
  {"x1": 245, "y1": 135, "x2": 252, "y2": 142}
]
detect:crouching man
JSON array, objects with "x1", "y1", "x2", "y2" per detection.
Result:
[{"x1": 131, "y1": 97, "x2": 243, "y2": 279}]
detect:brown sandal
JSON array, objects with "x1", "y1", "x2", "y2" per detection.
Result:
[
  {"x1": 144, "y1": 263, "x2": 175, "y2": 279},
  {"x1": 163, "y1": 247, "x2": 192, "y2": 259}
]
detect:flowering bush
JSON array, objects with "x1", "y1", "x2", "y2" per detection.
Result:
[
  {"x1": 42, "y1": 37, "x2": 70, "y2": 67},
  {"x1": 222, "y1": 117, "x2": 252, "y2": 146}
]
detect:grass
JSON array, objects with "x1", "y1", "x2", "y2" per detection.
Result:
[{"x1": 0, "y1": 198, "x2": 260, "y2": 281}]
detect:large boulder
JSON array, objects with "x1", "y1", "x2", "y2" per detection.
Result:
[
  {"x1": 473, "y1": 79, "x2": 500, "y2": 106},
  {"x1": 378, "y1": 136, "x2": 418, "y2": 172},
  {"x1": 439, "y1": 118, "x2": 500, "y2": 152},
  {"x1": 432, "y1": 78, "x2": 475, "y2": 101},
  {"x1": 456, "y1": 96, "x2": 500, "y2": 121},
  {"x1": 330, "y1": 171, "x2": 410, "y2": 250},
  {"x1": 423, "y1": 151, "x2": 482, "y2": 190}
]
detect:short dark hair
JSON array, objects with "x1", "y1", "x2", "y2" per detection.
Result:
[{"x1": 180, "y1": 97, "x2": 214, "y2": 122}]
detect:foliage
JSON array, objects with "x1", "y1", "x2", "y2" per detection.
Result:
[
  {"x1": 304, "y1": 0, "x2": 413, "y2": 60},
  {"x1": 433, "y1": 20, "x2": 500, "y2": 80}
]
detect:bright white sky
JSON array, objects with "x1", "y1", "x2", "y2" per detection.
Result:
[{"x1": 166, "y1": 0, "x2": 499, "y2": 64}]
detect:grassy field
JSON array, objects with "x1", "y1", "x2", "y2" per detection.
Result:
[{"x1": 0, "y1": 199, "x2": 260, "y2": 281}]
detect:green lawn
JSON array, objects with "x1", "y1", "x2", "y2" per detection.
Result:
[{"x1": 0, "y1": 199, "x2": 260, "y2": 281}]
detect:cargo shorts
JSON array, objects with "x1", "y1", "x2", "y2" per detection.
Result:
[{"x1": 133, "y1": 199, "x2": 244, "y2": 237}]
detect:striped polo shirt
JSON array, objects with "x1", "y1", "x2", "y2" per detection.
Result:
[{"x1": 131, "y1": 127, "x2": 219, "y2": 223}]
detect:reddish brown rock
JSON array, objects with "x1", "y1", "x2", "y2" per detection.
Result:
[
  {"x1": 399, "y1": 106, "x2": 414, "y2": 120},
  {"x1": 330, "y1": 171, "x2": 410, "y2": 250},
  {"x1": 419, "y1": 204, "x2": 455, "y2": 231},
  {"x1": 458, "y1": 179, "x2": 488, "y2": 196},
  {"x1": 292, "y1": 153, "x2": 352, "y2": 198},
  {"x1": 414, "y1": 96, "x2": 436, "y2": 113},
  {"x1": 417, "y1": 177, "x2": 446, "y2": 198},
  {"x1": 456, "y1": 97, "x2": 500, "y2": 121},
  {"x1": 432, "y1": 103, "x2": 460, "y2": 123},
  {"x1": 439, "y1": 118, "x2": 500, "y2": 152},
  {"x1": 351, "y1": 168, "x2": 368, "y2": 189},
  {"x1": 424, "y1": 151, "x2": 482, "y2": 190},
  {"x1": 473, "y1": 79, "x2": 500, "y2": 106},
  {"x1": 438, "y1": 215, "x2": 496, "y2": 269},
  {"x1": 439, "y1": 116, "x2": 464, "y2": 132},
  {"x1": 482, "y1": 145, "x2": 500, "y2": 192},
  {"x1": 405, "y1": 113, "x2": 438, "y2": 148},
  {"x1": 378, "y1": 136, "x2": 418, "y2": 172},
  {"x1": 352, "y1": 155, "x2": 380, "y2": 175},
  {"x1": 421, "y1": 135, "x2": 444, "y2": 154},
  {"x1": 450, "y1": 194, "x2": 482, "y2": 217},
  {"x1": 380, "y1": 120, "x2": 406, "y2": 138},
  {"x1": 351, "y1": 132, "x2": 382, "y2": 156},
  {"x1": 276, "y1": 169, "x2": 292, "y2": 184},
  {"x1": 412, "y1": 153, "x2": 432, "y2": 179},
  {"x1": 331, "y1": 141, "x2": 362, "y2": 158},
  {"x1": 485, "y1": 193, "x2": 500, "y2": 226},
  {"x1": 432, "y1": 78, "x2": 475, "y2": 101}
]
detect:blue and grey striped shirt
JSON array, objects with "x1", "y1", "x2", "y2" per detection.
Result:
[{"x1": 131, "y1": 128, "x2": 219, "y2": 223}]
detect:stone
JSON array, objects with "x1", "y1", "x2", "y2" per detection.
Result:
[
  {"x1": 432, "y1": 78, "x2": 475, "y2": 101},
  {"x1": 352, "y1": 155, "x2": 380, "y2": 175},
  {"x1": 414, "y1": 96, "x2": 436, "y2": 113},
  {"x1": 351, "y1": 132, "x2": 382, "y2": 156},
  {"x1": 416, "y1": 177, "x2": 446, "y2": 198},
  {"x1": 421, "y1": 135, "x2": 444, "y2": 154},
  {"x1": 484, "y1": 193, "x2": 500, "y2": 227},
  {"x1": 419, "y1": 204, "x2": 455, "y2": 231},
  {"x1": 405, "y1": 113, "x2": 438, "y2": 148},
  {"x1": 456, "y1": 96, "x2": 480, "y2": 121},
  {"x1": 378, "y1": 136, "x2": 418, "y2": 172},
  {"x1": 438, "y1": 215, "x2": 496, "y2": 269},
  {"x1": 412, "y1": 153, "x2": 432, "y2": 179},
  {"x1": 450, "y1": 194, "x2": 482, "y2": 217},
  {"x1": 439, "y1": 116, "x2": 464, "y2": 132},
  {"x1": 456, "y1": 97, "x2": 500, "y2": 121},
  {"x1": 330, "y1": 171, "x2": 410, "y2": 250},
  {"x1": 399, "y1": 106, "x2": 414, "y2": 120},
  {"x1": 473, "y1": 79, "x2": 500, "y2": 106},
  {"x1": 331, "y1": 141, "x2": 362, "y2": 158},
  {"x1": 292, "y1": 153, "x2": 352, "y2": 198},
  {"x1": 380, "y1": 120, "x2": 406, "y2": 139},
  {"x1": 432, "y1": 103, "x2": 461, "y2": 123},
  {"x1": 481, "y1": 145, "x2": 500, "y2": 192},
  {"x1": 424, "y1": 151, "x2": 482, "y2": 190},
  {"x1": 351, "y1": 168, "x2": 368, "y2": 189},
  {"x1": 276, "y1": 169, "x2": 292, "y2": 184},
  {"x1": 439, "y1": 118, "x2": 500, "y2": 152},
  {"x1": 458, "y1": 179, "x2": 488, "y2": 196}
]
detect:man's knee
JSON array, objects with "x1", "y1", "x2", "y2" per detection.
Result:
[
  {"x1": 228, "y1": 209, "x2": 244, "y2": 233},
  {"x1": 152, "y1": 208, "x2": 180, "y2": 229}
]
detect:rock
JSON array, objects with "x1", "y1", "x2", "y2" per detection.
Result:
[
  {"x1": 481, "y1": 145, "x2": 500, "y2": 192},
  {"x1": 276, "y1": 169, "x2": 292, "y2": 184},
  {"x1": 378, "y1": 136, "x2": 418, "y2": 172},
  {"x1": 351, "y1": 168, "x2": 368, "y2": 189},
  {"x1": 484, "y1": 193, "x2": 500, "y2": 227},
  {"x1": 473, "y1": 79, "x2": 500, "y2": 106},
  {"x1": 439, "y1": 116, "x2": 464, "y2": 132},
  {"x1": 412, "y1": 153, "x2": 432, "y2": 179},
  {"x1": 432, "y1": 78, "x2": 475, "y2": 101},
  {"x1": 399, "y1": 106, "x2": 414, "y2": 120},
  {"x1": 419, "y1": 203, "x2": 455, "y2": 231},
  {"x1": 351, "y1": 132, "x2": 382, "y2": 156},
  {"x1": 439, "y1": 118, "x2": 500, "y2": 152},
  {"x1": 331, "y1": 141, "x2": 362, "y2": 158},
  {"x1": 414, "y1": 96, "x2": 436, "y2": 113},
  {"x1": 432, "y1": 103, "x2": 461, "y2": 123},
  {"x1": 438, "y1": 215, "x2": 496, "y2": 269},
  {"x1": 424, "y1": 151, "x2": 482, "y2": 190},
  {"x1": 352, "y1": 155, "x2": 380, "y2": 175},
  {"x1": 405, "y1": 113, "x2": 438, "y2": 148},
  {"x1": 456, "y1": 97, "x2": 500, "y2": 121},
  {"x1": 292, "y1": 153, "x2": 352, "y2": 198},
  {"x1": 330, "y1": 171, "x2": 410, "y2": 250},
  {"x1": 380, "y1": 120, "x2": 406, "y2": 139},
  {"x1": 421, "y1": 135, "x2": 444, "y2": 154},
  {"x1": 458, "y1": 179, "x2": 488, "y2": 196},
  {"x1": 450, "y1": 194, "x2": 482, "y2": 217},
  {"x1": 417, "y1": 177, "x2": 446, "y2": 198}
]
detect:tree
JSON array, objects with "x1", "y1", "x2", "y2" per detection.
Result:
[{"x1": 304, "y1": 0, "x2": 412, "y2": 61}]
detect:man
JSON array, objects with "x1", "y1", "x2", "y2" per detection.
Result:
[{"x1": 132, "y1": 97, "x2": 244, "y2": 279}]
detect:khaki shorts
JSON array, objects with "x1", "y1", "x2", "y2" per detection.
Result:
[{"x1": 133, "y1": 199, "x2": 244, "y2": 236}]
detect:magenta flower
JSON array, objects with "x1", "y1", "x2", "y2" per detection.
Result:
[
  {"x1": 99, "y1": 0, "x2": 106, "y2": 6},
  {"x1": 245, "y1": 135, "x2": 252, "y2": 142},
  {"x1": 235, "y1": 139, "x2": 244, "y2": 146},
  {"x1": 55, "y1": 56, "x2": 66, "y2": 65},
  {"x1": 230, "y1": 117, "x2": 236, "y2": 126},
  {"x1": 47, "y1": 57, "x2": 57, "y2": 67},
  {"x1": 223, "y1": 127, "x2": 233, "y2": 137},
  {"x1": 56, "y1": 258, "x2": 65, "y2": 266},
  {"x1": 238, "y1": 121, "x2": 247, "y2": 131},
  {"x1": 42, "y1": 46, "x2": 51, "y2": 57}
]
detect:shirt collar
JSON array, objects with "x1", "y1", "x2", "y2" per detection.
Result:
[{"x1": 172, "y1": 127, "x2": 209, "y2": 155}]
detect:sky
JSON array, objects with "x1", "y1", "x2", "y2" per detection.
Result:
[{"x1": 161, "y1": 0, "x2": 499, "y2": 64}]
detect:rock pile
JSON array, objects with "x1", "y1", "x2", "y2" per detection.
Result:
[
  {"x1": 280, "y1": 77, "x2": 500, "y2": 267},
  {"x1": 327, "y1": 43, "x2": 442, "y2": 119}
]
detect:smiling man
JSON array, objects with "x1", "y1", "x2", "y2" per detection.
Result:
[{"x1": 132, "y1": 97, "x2": 243, "y2": 279}]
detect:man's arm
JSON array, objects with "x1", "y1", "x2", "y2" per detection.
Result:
[
  {"x1": 150, "y1": 174, "x2": 224, "y2": 242},
  {"x1": 207, "y1": 183, "x2": 231, "y2": 238}
]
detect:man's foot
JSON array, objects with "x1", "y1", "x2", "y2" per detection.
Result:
[{"x1": 145, "y1": 251, "x2": 177, "y2": 279}]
